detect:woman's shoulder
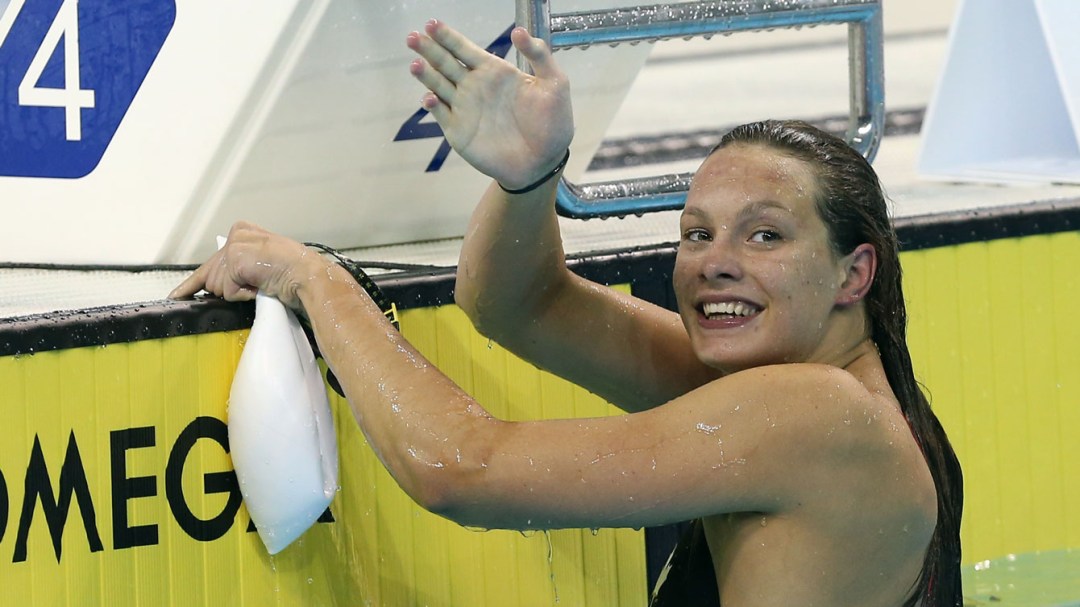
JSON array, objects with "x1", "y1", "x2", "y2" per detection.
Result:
[
  {"x1": 698, "y1": 361, "x2": 921, "y2": 477},
  {"x1": 705, "y1": 361, "x2": 892, "y2": 422}
]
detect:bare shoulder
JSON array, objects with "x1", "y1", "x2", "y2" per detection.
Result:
[
  {"x1": 696, "y1": 363, "x2": 932, "y2": 501},
  {"x1": 700, "y1": 364, "x2": 938, "y2": 605},
  {"x1": 700, "y1": 362, "x2": 895, "y2": 434}
]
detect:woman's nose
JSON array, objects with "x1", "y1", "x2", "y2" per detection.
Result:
[{"x1": 699, "y1": 243, "x2": 743, "y2": 282}]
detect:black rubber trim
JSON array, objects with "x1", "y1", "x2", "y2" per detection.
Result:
[
  {"x1": 893, "y1": 197, "x2": 1080, "y2": 250},
  {"x1": 0, "y1": 298, "x2": 253, "y2": 357},
  {"x1": 2, "y1": 198, "x2": 1078, "y2": 356}
]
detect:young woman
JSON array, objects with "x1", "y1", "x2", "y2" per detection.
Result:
[{"x1": 172, "y1": 20, "x2": 962, "y2": 606}]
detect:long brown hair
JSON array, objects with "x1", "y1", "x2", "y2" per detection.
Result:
[{"x1": 714, "y1": 120, "x2": 963, "y2": 606}]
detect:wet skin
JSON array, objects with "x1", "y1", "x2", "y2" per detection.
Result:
[
  {"x1": 173, "y1": 20, "x2": 941, "y2": 607},
  {"x1": 669, "y1": 144, "x2": 937, "y2": 605},
  {"x1": 674, "y1": 143, "x2": 870, "y2": 375}
]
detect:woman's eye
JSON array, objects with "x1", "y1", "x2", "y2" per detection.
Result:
[
  {"x1": 748, "y1": 229, "x2": 781, "y2": 244},
  {"x1": 683, "y1": 228, "x2": 711, "y2": 243}
]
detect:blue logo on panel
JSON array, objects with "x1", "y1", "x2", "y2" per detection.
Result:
[{"x1": 0, "y1": 0, "x2": 175, "y2": 178}]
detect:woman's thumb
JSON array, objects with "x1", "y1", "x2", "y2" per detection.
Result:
[{"x1": 511, "y1": 27, "x2": 561, "y2": 80}]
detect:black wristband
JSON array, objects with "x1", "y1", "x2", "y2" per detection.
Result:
[
  {"x1": 498, "y1": 149, "x2": 570, "y2": 195},
  {"x1": 298, "y1": 242, "x2": 400, "y2": 398},
  {"x1": 302, "y1": 242, "x2": 399, "y2": 331}
]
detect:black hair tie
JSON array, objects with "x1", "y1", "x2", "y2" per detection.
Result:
[{"x1": 498, "y1": 149, "x2": 570, "y2": 195}]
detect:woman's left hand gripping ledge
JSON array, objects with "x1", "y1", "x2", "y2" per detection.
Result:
[{"x1": 168, "y1": 221, "x2": 331, "y2": 309}]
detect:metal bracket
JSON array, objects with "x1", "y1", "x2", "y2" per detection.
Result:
[{"x1": 516, "y1": 0, "x2": 884, "y2": 218}]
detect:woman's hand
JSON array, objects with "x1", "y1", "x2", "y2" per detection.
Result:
[
  {"x1": 406, "y1": 20, "x2": 574, "y2": 190},
  {"x1": 168, "y1": 221, "x2": 329, "y2": 309}
]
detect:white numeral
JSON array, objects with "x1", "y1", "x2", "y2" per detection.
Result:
[{"x1": 18, "y1": 0, "x2": 95, "y2": 141}]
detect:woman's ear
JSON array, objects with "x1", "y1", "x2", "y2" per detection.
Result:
[{"x1": 835, "y1": 243, "x2": 877, "y2": 306}]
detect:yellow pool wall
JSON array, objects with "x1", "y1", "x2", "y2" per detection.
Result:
[{"x1": 1, "y1": 231, "x2": 1078, "y2": 604}]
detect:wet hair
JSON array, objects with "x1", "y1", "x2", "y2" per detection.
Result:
[{"x1": 712, "y1": 120, "x2": 963, "y2": 607}]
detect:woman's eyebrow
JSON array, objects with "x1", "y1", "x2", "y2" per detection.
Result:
[
  {"x1": 679, "y1": 206, "x2": 708, "y2": 224},
  {"x1": 680, "y1": 200, "x2": 795, "y2": 226},
  {"x1": 734, "y1": 199, "x2": 794, "y2": 223}
]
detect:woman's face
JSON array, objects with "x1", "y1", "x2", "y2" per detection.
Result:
[{"x1": 674, "y1": 143, "x2": 856, "y2": 373}]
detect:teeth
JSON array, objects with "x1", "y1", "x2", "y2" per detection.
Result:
[{"x1": 703, "y1": 301, "x2": 757, "y2": 318}]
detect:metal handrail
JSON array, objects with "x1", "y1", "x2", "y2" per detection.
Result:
[{"x1": 516, "y1": 0, "x2": 884, "y2": 219}]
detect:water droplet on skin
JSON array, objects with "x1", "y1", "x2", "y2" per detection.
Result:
[{"x1": 695, "y1": 422, "x2": 721, "y2": 435}]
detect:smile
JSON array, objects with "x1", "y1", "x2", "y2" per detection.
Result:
[{"x1": 701, "y1": 300, "x2": 762, "y2": 320}]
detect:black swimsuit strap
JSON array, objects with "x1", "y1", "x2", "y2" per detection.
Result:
[{"x1": 650, "y1": 520, "x2": 721, "y2": 607}]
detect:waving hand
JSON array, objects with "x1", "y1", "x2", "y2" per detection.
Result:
[{"x1": 407, "y1": 20, "x2": 574, "y2": 190}]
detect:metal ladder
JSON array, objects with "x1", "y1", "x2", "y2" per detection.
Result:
[{"x1": 515, "y1": 0, "x2": 884, "y2": 219}]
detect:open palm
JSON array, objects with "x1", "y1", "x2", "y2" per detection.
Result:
[{"x1": 407, "y1": 21, "x2": 574, "y2": 189}]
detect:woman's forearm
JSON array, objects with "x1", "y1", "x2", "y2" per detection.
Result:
[
  {"x1": 297, "y1": 260, "x2": 500, "y2": 513},
  {"x1": 455, "y1": 177, "x2": 570, "y2": 342}
]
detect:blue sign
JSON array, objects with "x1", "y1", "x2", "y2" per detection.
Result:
[{"x1": 0, "y1": 0, "x2": 175, "y2": 178}]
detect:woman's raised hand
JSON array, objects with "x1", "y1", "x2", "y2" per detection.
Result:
[{"x1": 407, "y1": 20, "x2": 574, "y2": 190}]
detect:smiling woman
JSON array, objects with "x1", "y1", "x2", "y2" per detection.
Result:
[
  {"x1": 673, "y1": 144, "x2": 868, "y2": 373},
  {"x1": 169, "y1": 19, "x2": 962, "y2": 607}
]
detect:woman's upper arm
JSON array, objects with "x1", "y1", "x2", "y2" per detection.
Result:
[
  {"x1": 428, "y1": 365, "x2": 878, "y2": 530},
  {"x1": 491, "y1": 270, "x2": 719, "y2": 412}
]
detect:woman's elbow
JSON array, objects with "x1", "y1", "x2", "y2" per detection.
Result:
[
  {"x1": 391, "y1": 440, "x2": 496, "y2": 525},
  {"x1": 453, "y1": 281, "x2": 505, "y2": 341},
  {"x1": 401, "y1": 465, "x2": 480, "y2": 526},
  {"x1": 454, "y1": 274, "x2": 486, "y2": 326}
]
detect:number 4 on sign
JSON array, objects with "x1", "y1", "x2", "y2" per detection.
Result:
[{"x1": 17, "y1": 0, "x2": 95, "y2": 141}]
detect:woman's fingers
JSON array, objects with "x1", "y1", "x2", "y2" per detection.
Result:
[
  {"x1": 201, "y1": 251, "x2": 229, "y2": 299},
  {"x1": 409, "y1": 58, "x2": 457, "y2": 107},
  {"x1": 511, "y1": 27, "x2": 560, "y2": 81},
  {"x1": 407, "y1": 30, "x2": 469, "y2": 84},
  {"x1": 168, "y1": 262, "x2": 210, "y2": 299},
  {"x1": 421, "y1": 92, "x2": 451, "y2": 123},
  {"x1": 169, "y1": 222, "x2": 262, "y2": 301},
  {"x1": 425, "y1": 19, "x2": 490, "y2": 70},
  {"x1": 222, "y1": 282, "x2": 258, "y2": 302}
]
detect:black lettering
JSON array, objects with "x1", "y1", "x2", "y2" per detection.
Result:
[
  {"x1": 165, "y1": 417, "x2": 241, "y2": 542},
  {"x1": 317, "y1": 507, "x2": 334, "y2": 523},
  {"x1": 0, "y1": 468, "x2": 7, "y2": 544},
  {"x1": 110, "y1": 427, "x2": 158, "y2": 549},
  {"x1": 246, "y1": 507, "x2": 334, "y2": 534},
  {"x1": 14, "y1": 433, "x2": 103, "y2": 563}
]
